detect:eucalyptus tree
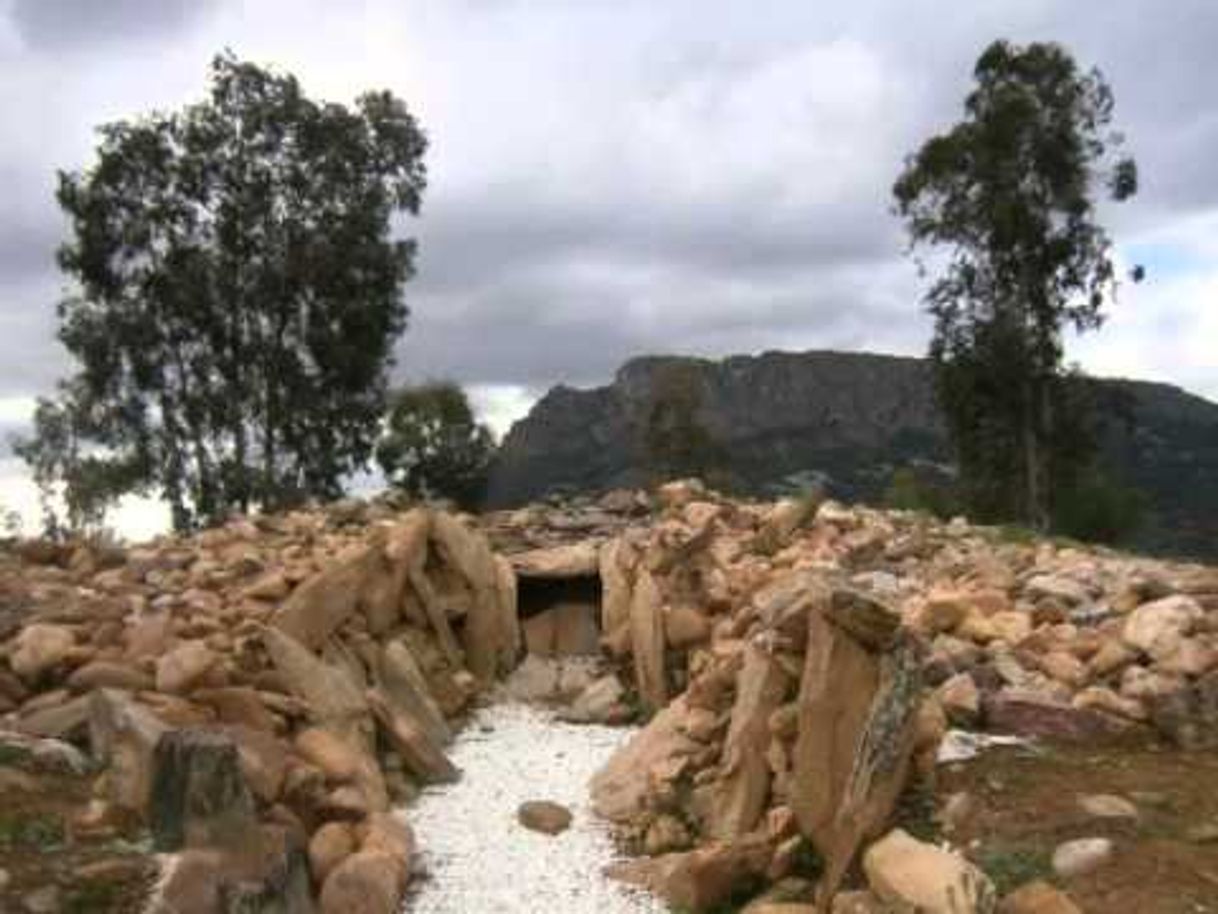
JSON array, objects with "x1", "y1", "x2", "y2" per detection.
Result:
[
  {"x1": 27, "y1": 52, "x2": 427, "y2": 530},
  {"x1": 894, "y1": 40, "x2": 1138, "y2": 528}
]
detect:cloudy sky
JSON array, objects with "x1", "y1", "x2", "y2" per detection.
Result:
[{"x1": 0, "y1": 0, "x2": 1215, "y2": 534}]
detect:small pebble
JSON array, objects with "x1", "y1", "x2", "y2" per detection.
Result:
[{"x1": 1053, "y1": 837, "x2": 1114, "y2": 879}]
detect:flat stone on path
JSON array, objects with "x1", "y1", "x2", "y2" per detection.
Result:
[{"x1": 518, "y1": 800, "x2": 573, "y2": 835}]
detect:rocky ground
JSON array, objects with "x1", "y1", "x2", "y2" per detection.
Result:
[{"x1": 0, "y1": 483, "x2": 1215, "y2": 912}]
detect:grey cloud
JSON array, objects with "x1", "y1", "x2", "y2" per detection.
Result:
[
  {"x1": 8, "y1": 0, "x2": 218, "y2": 50},
  {"x1": 0, "y1": 0, "x2": 1216, "y2": 429}
]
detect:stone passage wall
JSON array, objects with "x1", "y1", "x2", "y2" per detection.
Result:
[{"x1": 1, "y1": 504, "x2": 521, "y2": 913}]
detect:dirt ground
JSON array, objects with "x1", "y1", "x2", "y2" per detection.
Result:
[{"x1": 935, "y1": 736, "x2": 1218, "y2": 912}]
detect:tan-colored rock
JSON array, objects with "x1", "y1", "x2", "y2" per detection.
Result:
[
  {"x1": 511, "y1": 542, "x2": 600, "y2": 578},
  {"x1": 592, "y1": 696, "x2": 701, "y2": 823},
  {"x1": 1123, "y1": 595, "x2": 1204, "y2": 661},
  {"x1": 709, "y1": 644, "x2": 790, "y2": 839},
  {"x1": 997, "y1": 881, "x2": 1082, "y2": 914},
  {"x1": 431, "y1": 511, "x2": 516, "y2": 682},
  {"x1": 1071, "y1": 686, "x2": 1147, "y2": 721},
  {"x1": 319, "y1": 849, "x2": 404, "y2": 914},
  {"x1": 272, "y1": 541, "x2": 380, "y2": 650},
  {"x1": 294, "y1": 728, "x2": 366, "y2": 782},
  {"x1": 666, "y1": 605, "x2": 712, "y2": 649},
  {"x1": 261, "y1": 626, "x2": 373, "y2": 751},
  {"x1": 630, "y1": 568, "x2": 668, "y2": 712},
  {"x1": 377, "y1": 640, "x2": 451, "y2": 747},
  {"x1": 791, "y1": 588, "x2": 922, "y2": 903},
  {"x1": 359, "y1": 813, "x2": 414, "y2": 871},
  {"x1": 938, "y1": 672, "x2": 980, "y2": 725},
  {"x1": 193, "y1": 687, "x2": 278, "y2": 732},
  {"x1": 607, "y1": 837, "x2": 772, "y2": 912},
  {"x1": 10, "y1": 624, "x2": 76, "y2": 680},
  {"x1": 917, "y1": 592, "x2": 973, "y2": 634},
  {"x1": 67, "y1": 660, "x2": 152, "y2": 693},
  {"x1": 863, "y1": 828, "x2": 996, "y2": 913},
  {"x1": 645, "y1": 813, "x2": 694, "y2": 855},
  {"x1": 1040, "y1": 651, "x2": 1087, "y2": 688},
  {"x1": 989, "y1": 611, "x2": 1033, "y2": 645},
  {"x1": 243, "y1": 570, "x2": 291, "y2": 601},
  {"x1": 367, "y1": 688, "x2": 457, "y2": 784},
  {"x1": 1156, "y1": 637, "x2": 1218, "y2": 677},
  {"x1": 599, "y1": 537, "x2": 635, "y2": 647},
  {"x1": 1088, "y1": 639, "x2": 1136, "y2": 677},
  {"x1": 309, "y1": 822, "x2": 356, "y2": 885},
  {"x1": 155, "y1": 641, "x2": 217, "y2": 694},
  {"x1": 517, "y1": 799, "x2": 573, "y2": 834}
]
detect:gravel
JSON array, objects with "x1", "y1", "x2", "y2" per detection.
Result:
[{"x1": 402, "y1": 702, "x2": 667, "y2": 914}]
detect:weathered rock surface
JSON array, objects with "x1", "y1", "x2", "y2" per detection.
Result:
[
  {"x1": 862, "y1": 829, "x2": 996, "y2": 913},
  {"x1": 517, "y1": 799, "x2": 573, "y2": 835}
]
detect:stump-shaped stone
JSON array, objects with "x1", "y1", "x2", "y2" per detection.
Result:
[{"x1": 151, "y1": 730, "x2": 256, "y2": 852}]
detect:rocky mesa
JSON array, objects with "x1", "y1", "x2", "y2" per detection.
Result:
[{"x1": 486, "y1": 350, "x2": 1218, "y2": 561}]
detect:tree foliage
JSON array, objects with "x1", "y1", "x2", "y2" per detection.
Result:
[
  {"x1": 893, "y1": 40, "x2": 1138, "y2": 528},
  {"x1": 28, "y1": 52, "x2": 426, "y2": 531},
  {"x1": 375, "y1": 382, "x2": 496, "y2": 509}
]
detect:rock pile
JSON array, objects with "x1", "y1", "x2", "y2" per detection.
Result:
[
  {"x1": 1, "y1": 502, "x2": 520, "y2": 913},
  {"x1": 2, "y1": 480, "x2": 1216, "y2": 913},
  {"x1": 585, "y1": 480, "x2": 1218, "y2": 911}
]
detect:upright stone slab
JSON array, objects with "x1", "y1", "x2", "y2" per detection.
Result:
[
  {"x1": 150, "y1": 729, "x2": 256, "y2": 852},
  {"x1": 629, "y1": 568, "x2": 668, "y2": 712},
  {"x1": 707, "y1": 644, "x2": 790, "y2": 839},
  {"x1": 790, "y1": 587, "x2": 923, "y2": 911}
]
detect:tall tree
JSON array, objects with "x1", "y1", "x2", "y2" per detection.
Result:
[
  {"x1": 893, "y1": 40, "x2": 1138, "y2": 528},
  {"x1": 375, "y1": 382, "x2": 496, "y2": 509},
  {"x1": 30, "y1": 52, "x2": 426, "y2": 530}
]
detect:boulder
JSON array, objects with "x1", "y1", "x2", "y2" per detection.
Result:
[
  {"x1": 1122, "y1": 595, "x2": 1203, "y2": 661},
  {"x1": 308, "y1": 822, "x2": 356, "y2": 885},
  {"x1": 319, "y1": 850, "x2": 404, "y2": 914},
  {"x1": 376, "y1": 640, "x2": 451, "y2": 747},
  {"x1": 271, "y1": 542, "x2": 381, "y2": 650},
  {"x1": 592, "y1": 696, "x2": 702, "y2": 823},
  {"x1": 261, "y1": 627, "x2": 373, "y2": 751},
  {"x1": 156, "y1": 640, "x2": 218, "y2": 694},
  {"x1": 862, "y1": 829, "x2": 996, "y2": 913},
  {"x1": 607, "y1": 837, "x2": 772, "y2": 912},
  {"x1": 10, "y1": 624, "x2": 76, "y2": 680},
  {"x1": 562, "y1": 673, "x2": 626, "y2": 724},
  {"x1": 67, "y1": 660, "x2": 153, "y2": 692},
  {"x1": 367, "y1": 688, "x2": 457, "y2": 784}
]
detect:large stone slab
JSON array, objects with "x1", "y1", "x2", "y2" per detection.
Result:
[{"x1": 790, "y1": 588, "x2": 922, "y2": 909}]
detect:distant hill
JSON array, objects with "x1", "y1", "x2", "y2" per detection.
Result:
[{"x1": 486, "y1": 350, "x2": 1218, "y2": 560}]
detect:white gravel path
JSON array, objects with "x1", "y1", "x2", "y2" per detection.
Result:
[{"x1": 402, "y1": 702, "x2": 668, "y2": 914}]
